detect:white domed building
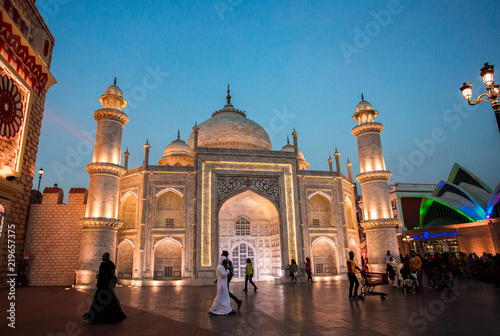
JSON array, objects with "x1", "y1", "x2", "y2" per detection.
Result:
[{"x1": 31, "y1": 84, "x2": 372, "y2": 288}]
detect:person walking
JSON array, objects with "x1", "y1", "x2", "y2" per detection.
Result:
[
  {"x1": 289, "y1": 259, "x2": 298, "y2": 283},
  {"x1": 347, "y1": 251, "x2": 361, "y2": 299},
  {"x1": 409, "y1": 250, "x2": 423, "y2": 291},
  {"x1": 384, "y1": 250, "x2": 395, "y2": 264},
  {"x1": 209, "y1": 257, "x2": 235, "y2": 315},
  {"x1": 305, "y1": 257, "x2": 313, "y2": 282},
  {"x1": 386, "y1": 256, "x2": 400, "y2": 288},
  {"x1": 82, "y1": 252, "x2": 126, "y2": 323},
  {"x1": 243, "y1": 258, "x2": 258, "y2": 292},
  {"x1": 221, "y1": 251, "x2": 242, "y2": 310}
]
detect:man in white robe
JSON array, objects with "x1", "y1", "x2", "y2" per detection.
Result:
[{"x1": 209, "y1": 256, "x2": 234, "y2": 315}]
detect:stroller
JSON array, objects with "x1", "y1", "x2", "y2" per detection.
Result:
[
  {"x1": 437, "y1": 271, "x2": 455, "y2": 291},
  {"x1": 359, "y1": 270, "x2": 389, "y2": 300},
  {"x1": 400, "y1": 266, "x2": 418, "y2": 293}
]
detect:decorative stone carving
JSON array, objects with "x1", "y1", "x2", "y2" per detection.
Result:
[
  {"x1": 217, "y1": 177, "x2": 279, "y2": 207},
  {"x1": 94, "y1": 108, "x2": 129, "y2": 125},
  {"x1": 80, "y1": 217, "x2": 123, "y2": 229},
  {"x1": 359, "y1": 218, "x2": 399, "y2": 229},
  {"x1": 86, "y1": 162, "x2": 126, "y2": 176},
  {"x1": 351, "y1": 122, "x2": 384, "y2": 137},
  {"x1": 0, "y1": 75, "x2": 23, "y2": 139},
  {"x1": 355, "y1": 171, "x2": 392, "y2": 183}
]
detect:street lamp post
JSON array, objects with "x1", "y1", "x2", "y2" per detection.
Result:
[
  {"x1": 37, "y1": 168, "x2": 44, "y2": 192},
  {"x1": 460, "y1": 62, "x2": 500, "y2": 134}
]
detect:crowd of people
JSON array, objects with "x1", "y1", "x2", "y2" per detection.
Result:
[
  {"x1": 383, "y1": 249, "x2": 500, "y2": 294},
  {"x1": 81, "y1": 248, "x2": 500, "y2": 322}
]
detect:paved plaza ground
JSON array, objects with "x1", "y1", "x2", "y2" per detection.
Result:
[{"x1": 1, "y1": 277, "x2": 500, "y2": 336}]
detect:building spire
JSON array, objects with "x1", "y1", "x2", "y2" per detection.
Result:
[
  {"x1": 361, "y1": 93, "x2": 364, "y2": 101},
  {"x1": 227, "y1": 84, "x2": 231, "y2": 104},
  {"x1": 114, "y1": 77, "x2": 117, "y2": 85},
  {"x1": 177, "y1": 129, "x2": 180, "y2": 139},
  {"x1": 287, "y1": 136, "x2": 290, "y2": 144}
]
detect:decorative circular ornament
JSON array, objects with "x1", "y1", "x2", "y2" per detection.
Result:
[{"x1": 0, "y1": 75, "x2": 24, "y2": 139}]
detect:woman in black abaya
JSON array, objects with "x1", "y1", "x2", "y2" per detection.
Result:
[{"x1": 83, "y1": 252, "x2": 126, "y2": 324}]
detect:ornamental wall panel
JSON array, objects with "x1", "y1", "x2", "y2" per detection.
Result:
[{"x1": 200, "y1": 161, "x2": 298, "y2": 267}]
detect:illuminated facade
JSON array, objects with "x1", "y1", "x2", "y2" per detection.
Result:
[
  {"x1": 71, "y1": 84, "x2": 361, "y2": 287},
  {"x1": 352, "y1": 96, "x2": 399, "y2": 272},
  {"x1": 0, "y1": 1, "x2": 56, "y2": 287}
]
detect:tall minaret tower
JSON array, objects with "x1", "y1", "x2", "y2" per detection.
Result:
[
  {"x1": 352, "y1": 95, "x2": 399, "y2": 272},
  {"x1": 75, "y1": 80, "x2": 129, "y2": 288}
]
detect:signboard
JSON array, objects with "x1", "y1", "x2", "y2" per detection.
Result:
[{"x1": 412, "y1": 230, "x2": 458, "y2": 240}]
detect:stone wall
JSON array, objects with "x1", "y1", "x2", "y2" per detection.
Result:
[{"x1": 23, "y1": 188, "x2": 87, "y2": 286}]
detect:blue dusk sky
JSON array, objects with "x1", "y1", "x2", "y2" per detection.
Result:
[{"x1": 34, "y1": 0, "x2": 500, "y2": 196}]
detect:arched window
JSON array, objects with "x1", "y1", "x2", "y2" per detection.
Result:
[{"x1": 235, "y1": 217, "x2": 250, "y2": 236}]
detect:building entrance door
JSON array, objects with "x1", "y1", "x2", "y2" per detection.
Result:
[{"x1": 232, "y1": 243, "x2": 255, "y2": 279}]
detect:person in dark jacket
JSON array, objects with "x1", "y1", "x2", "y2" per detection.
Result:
[{"x1": 83, "y1": 252, "x2": 126, "y2": 324}]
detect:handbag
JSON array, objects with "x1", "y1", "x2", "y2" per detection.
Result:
[{"x1": 293, "y1": 271, "x2": 298, "y2": 277}]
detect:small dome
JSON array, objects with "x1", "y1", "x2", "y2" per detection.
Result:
[
  {"x1": 280, "y1": 139, "x2": 305, "y2": 160},
  {"x1": 104, "y1": 84, "x2": 123, "y2": 98},
  {"x1": 355, "y1": 99, "x2": 373, "y2": 113},
  {"x1": 280, "y1": 138, "x2": 309, "y2": 169},
  {"x1": 162, "y1": 138, "x2": 194, "y2": 158}
]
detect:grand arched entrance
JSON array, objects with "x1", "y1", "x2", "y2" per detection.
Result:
[{"x1": 218, "y1": 190, "x2": 281, "y2": 281}]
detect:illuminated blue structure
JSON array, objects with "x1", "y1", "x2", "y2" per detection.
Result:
[{"x1": 420, "y1": 164, "x2": 500, "y2": 227}]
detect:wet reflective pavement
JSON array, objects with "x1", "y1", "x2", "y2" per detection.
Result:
[{"x1": 2, "y1": 277, "x2": 500, "y2": 335}]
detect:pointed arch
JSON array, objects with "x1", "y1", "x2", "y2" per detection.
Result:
[
  {"x1": 311, "y1": 236, "x2": 336, "y2": 248},
  {"x1": 120, "y1": 191, "x2": 137, "y2": 230},
  {"x1": 155, "y1": 189, "x2": 184, "y2": 228},
  {"x1": 156, "y1": 188, "x2": 184, "y2": 198},
  {"x1": 117, "y1": 238, "x2": 134, "y2": 279},
  {"x1": 118, "y1": 238, "x2": 135, "y2": 249},
  {"x1": 218, "y1": 187, "x2": 279, "y2": 212},
  {"x1": 311, "y1": 236, "x2": 338, "y2": 275},
  {"x1": 308, "y1": 192, "x2": 334, "y2": 227},
  {"x1": 345, "y1": 195, "x2": 355, "y2": 229},
  {"x1": 120, "y1": 190, "x2": 138, "y2": 202},
  {"x1": 308, "y1": 191, "x2": 332, "y2": 201},
  {"x1": 153, "y1": 237, "x2": 182, "y2": 280},
  {"x1": 154, "y1": 236, "x2": 183, "y2": 249}
]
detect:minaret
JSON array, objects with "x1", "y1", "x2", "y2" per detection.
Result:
[
  {"x1": 334, "y1": 148, "x2": 341, "y2": 173},
  {"x1": 346, "y1": 158, "x2": 353, "y2": 182},
  {"x1": 352, "y1": 95, "x2": 399, "y2": 272},
  {"x1": 75, "y1": 81, "x2": 128, "y2": 288},
  {"x1": 124, "y1": 148, "x2": 130, "y2": 170}
]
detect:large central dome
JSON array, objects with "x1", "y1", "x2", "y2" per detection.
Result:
[{"x1": 187, "y1": 94, "x2": 272, "y2": 151}]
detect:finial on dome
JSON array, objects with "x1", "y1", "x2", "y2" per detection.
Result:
[
  {"x1": 287, "y1": 136, "x2": 290, "y2": 144},
  {"x1": 177, "y1": 129, "x2": 180, "y2": 139},
  {"x1": 114, "y1": 77, "x2": 117, "y2": 85},
  {"x1": 227, "y1": 84, "x2": 231, "y2": 104},
  {"x1": 124, "y1": 147, "x2": 129, "y2": 154},
  {"x1": 361, "y1": 93, "x2": 364, "y2": 101},
  {"x1": 347, "y1": 157, "x2": 351, "y2": 163}
]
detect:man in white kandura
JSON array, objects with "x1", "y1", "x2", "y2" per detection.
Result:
[{"x1": 209, "y1": 256, "x2": 236, "y2": 315}]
